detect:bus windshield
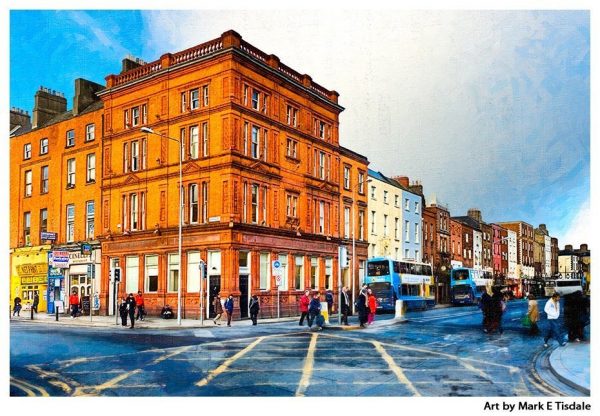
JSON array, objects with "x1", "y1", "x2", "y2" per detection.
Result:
[
  {"x1": 452, "y1": 284, "x2": 471, "y2": 295},
  {"x1": 367, "y1": 261, "x2": 390, "y2": 276},
  {"x1": 453, "y1": 270, "x2": 470, "y2": 280},
  {"x1": 369, "y1": 282, "x2": 392, "y2": 293}
]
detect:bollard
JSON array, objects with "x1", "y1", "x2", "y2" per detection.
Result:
[
  {"x1": 395, "y1": 300, "x2": 404, "y2": 319},
  {"x1": 56, "y1": 305, "x2": 59, "y2": 321}
]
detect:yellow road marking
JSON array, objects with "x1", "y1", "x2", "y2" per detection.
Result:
[
  {"x1": 10, "y1": 379, "x2": 36, "y2": 396},
  {"x1": 196, "y1": 337, "x2": 266, "y2": 387},
  {"x1": 73, "y1": 345, "x2": 193, "y2": 396},
  {"x1": 372, "y1": 341, "x2": 421, "y2": 396},
  {"x1": 295, "y1": 333, "x2": 318, "y2": 397},
  {"x1": 10, "y1": 377, "x2": 49, "y2": 396}
]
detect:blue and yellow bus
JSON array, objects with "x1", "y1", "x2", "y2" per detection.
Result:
[
  {"x1": 450, "y1": 267, "x2": 493, "y2": 305},
  {"x1": 365, "y1": 257, "x2": 435, "y2": 311}
]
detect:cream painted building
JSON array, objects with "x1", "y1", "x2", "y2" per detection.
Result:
[{"x1": 507, "y1": 230, "x2": 517, "y2": 278}]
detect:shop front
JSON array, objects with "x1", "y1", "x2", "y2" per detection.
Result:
[{"x1": 10, "y1": 245, "x2": 52, "y2": 312}]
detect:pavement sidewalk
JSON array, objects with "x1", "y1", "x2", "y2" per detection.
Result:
[
  {"x1": 546, "y1": 326, "x2": 590, "y2": 395},
  {"x1": 9, "y1": 310, "x2": 406, "y2": 331}
]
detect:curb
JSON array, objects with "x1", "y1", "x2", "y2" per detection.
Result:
[{"x1": 547, "y1": 348, "x2": 590, "y2": 396}]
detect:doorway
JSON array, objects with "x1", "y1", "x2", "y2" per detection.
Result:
[{"x1": 239, "y1": 275, "x2": 249, "y2": 318}]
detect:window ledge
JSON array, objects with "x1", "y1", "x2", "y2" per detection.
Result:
[
  {"x1": 66, "y1": 184, "x2": 75, "y2": 190},
  {"x1": 86, "y1": 180, "x2": 96, "y2": 185}
]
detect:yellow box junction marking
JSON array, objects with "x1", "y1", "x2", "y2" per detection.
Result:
[{"x1": 295, "y1": 333, "x2": 318, "y2": 397}]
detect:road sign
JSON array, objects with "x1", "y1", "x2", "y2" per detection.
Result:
[
  {"x1": 272, "y1": 260, "x2": 283, "y2": 276},
  {"x1": 275, "y1": 275, "x2": 282, "y2": 286}
]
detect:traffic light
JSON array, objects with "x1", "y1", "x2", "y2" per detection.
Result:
[
  {"x1": 114, "y1": 267, "x2": 121, "y2": 282},
  {"x1": 199, "y1": 261, "x2": 207, "y2": 278},
  {"x1": 345, "y1": 252, "x2": 352, "y2": 269},
  {"x1": 339, "y1": 246, "x2": 351, "y2": 269}
]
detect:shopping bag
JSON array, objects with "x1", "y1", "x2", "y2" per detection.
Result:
[{"x1": 521, "y1": 315, "x2": 531, "y2": 328}]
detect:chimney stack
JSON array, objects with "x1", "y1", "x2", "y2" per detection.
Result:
[
  {"x1": 392, "y1": 176, "x2": 409, "y2": 188},
  {"x1": 467, "y1": 208, "x2": 482, "y2": 223},
  {"x1": 565, "y1": 244, "x2": 573, "y2": 252},
  {"x1": 73, "y1": 78, "x2": 103, "y2": 116},
  {"x1": 32, "y1": 86, "x2": 67, "y2": 129},
  {"x1": 121, "y1": 55, "x2": 146, "y2": 74},
  {"x1": 10, "y1": 108, "x2": 31, "y2": 133},
  {"x1": 580, "y1": 244, "x2": 588, "y2": 252}
]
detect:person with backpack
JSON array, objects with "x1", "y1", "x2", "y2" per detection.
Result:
[
  {"x1": 224, "y1": 294, "x2": 234, "y2": 327},
  {"x1": 249, "y1": 295, "x2": 260, "y2": 326},
  {"x1": 307, "y1": 293, "x2": 323, "y2": 330},
  {"x1": 298, "y1": 290, "x2": 310, "y2": 326}
]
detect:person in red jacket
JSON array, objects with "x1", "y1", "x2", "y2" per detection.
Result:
[
  {"x1": 69, "y1": 290, "x2": 80, "y2": 318},
  {"x1": 135, "y1": 291, "x2": 145, "y2": 321},
  {"x1": 299, "y1": 290, "x2": 310, "y2": 326},
  {"x1": 367, "y1": 288, "x2": 377, "y2": 325}
]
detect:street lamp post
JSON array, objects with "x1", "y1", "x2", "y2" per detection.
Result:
[{"x1": 141, "y1": 127, "x2": 183, "y2": 326}]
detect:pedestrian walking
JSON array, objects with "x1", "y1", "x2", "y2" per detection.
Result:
[
  {"x1": 126, "y1": 293, "x2": 137, "y2": 328},
  {"x1": 340, "y1": 287, "x2": 350, "y2": 325},
  {"x1": 487, "y1": 288, "x2": 503, "y2": 334},
  {"x1": 357, "y1": 288, "x2": 368, "y2": 328},
  {"x1": 578, "y1": 292, "x2": 590, "y2": 341},
  {"x1": 135, "y1": 291, "x2": 146, "y2": 321},
  {"x1": 325, "y1": 289, "x2": 334, "y2": 316},
  {"x1": 119, "y1": 296, "x2": 128, "y2": 326},
  {"x1": 213, "y1": 292, "x2": 223, "y2": 325},
  {"x1": 480, "y1": 291, "x2": 492, "y2": 332},
  {"x1": 367, "y1": 288, "x2": 377, "y2": 324},
  {"x1": 544, "y1": 293, "x2": 566, "y2": 347},
  {"x1": 12, "y1": 296, "x2": 22, "y2": 317},
  {"x1": 307, "y1": 293, "x2": 322, "y2": 330},
  {"x1": 298, "y1": 290, "x2": 310, "y2": 326},
  {"x1": 526, "y1": 294, "x2": 540, "y2": 335},
  {"x1": 249, "y1": 295, "x2": 260, "y2": 325},
  {"x1": 224, "y1": 294, "x2": 234, "y2": 326},
  {"x1": 564, "y1": 291, "x2": 587, "y2": 342},
  {"x1": 69, "y1": 290, "x2": 80, "y2": 318},
  {"x1": 32, "y1": 291, "x2": 39, "y2": 314}
]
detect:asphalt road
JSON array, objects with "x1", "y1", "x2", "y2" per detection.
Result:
[{"x1": 10, "y1": 299, "x2": 572, "y2": 397}]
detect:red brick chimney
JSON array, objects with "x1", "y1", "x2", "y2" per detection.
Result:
[{"x1": 392, "y1": 176, "x2": 409, "y2": 188}]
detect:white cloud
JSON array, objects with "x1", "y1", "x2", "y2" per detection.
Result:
[
  {"x1": 556, "y1": 199, "x2": 590, "y2": 249},
  {"x1": 139, "y1": 10, "x2": 589, "y2": 238}
]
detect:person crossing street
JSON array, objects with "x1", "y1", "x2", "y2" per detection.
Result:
[{"x1": 544, "y1": 293, "x2": 566, "y2": 347}]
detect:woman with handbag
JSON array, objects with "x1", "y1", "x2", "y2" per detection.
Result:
[{"x1": 526, "y1": 294, "x2": 540, "y2": 335}]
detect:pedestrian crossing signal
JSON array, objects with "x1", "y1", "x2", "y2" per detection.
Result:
[{"x1": 114, "y1": 267, "x2": 121, "y2": 282}]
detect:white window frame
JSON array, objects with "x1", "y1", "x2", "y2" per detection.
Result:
[
  {"x1": 86, "y1": 153, "x2": 96, "y2": 182},
  {"x1": 24, "y1": 170, "x2": 32, "y2": 197},
  {"x1": 86, "y1": 200, "x2": 94, "y2": 239},
  {"x1": 24, "y1": 143, "x2": 31, "y2": 159},
  {"x1": 131, "y1": 141, "x2": 139, "y2": 171},
  {"x1": 344, "y1": 207, "x2": 350, "y2": 239},
  {"x1": 86, "y1": 124, "x2": 95, "y2": 141},
  {"x1": 251, "y1": 125, "x2": 260, "y2": 159},
  {"x1": 202, "y1": 122, "x2": 209, "y2": 157},
  {"x1": 130, "y1": 193, "x2": 139, "y2": 231},
  {"x1": 40, "y1": 138, "x2": 48, "y2": 155},
  {"x1": 190, "y1": 88, "x2": 200, "y2": 110},
  {"x1": 259, "y1": 252, "x2": 270, "y2": 290},
  {"x1": 344, "y1": 166, "x2": 351, "y2": 189},
  {"x1": 167, "y1": 253, "x2": 180, "y2": 293},
  {"x1": 189, "y1": 184, "x2": 199, "y2": 224},
  {"x1": 251, "y1": 184, "x2": 259, "y2": 224},
  {"x1": 67, "y1": 158, "x2": 76, "y2": 187},
  {"x1": 187, "y1": 251, "x2": 201, "y2": 292},
  {"x1": 125, "y1": 256, "x2": 139, "y2": 294},
  {"x1": 294, "y1": 255, "x2": 304, "y2": 290},
  {"x1": 66, "y1": 130, "x2": 75, "y2": 147},
  {"x1": 145, "y1": 255, "x2": 159, "y2": 292},
  {"x1": 405, "y1": 220, "x2": 410, "y2": 242},
  {"x1": 66, "y1": 204, "x2": 75, "y2": 242}
]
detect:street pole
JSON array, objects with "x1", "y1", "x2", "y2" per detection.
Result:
[
  {"x1": 200, "y1": 261, "x2": 204, "y2": 326},
  {"x1": 277, "y1": 284, "x2": 280, "y2": 319},
  {"x1": 177, "y1": 136, "x2": 183, "y2": 326},
  {"x1": 352, "y1": 203, "x2": 356, "y2": 315},
  {"x1": 114, "y1": 281, "x2": 119, "y2": 326},
  {"x1": 338, "y1": 246, "x2": 342, "y2": 325}
]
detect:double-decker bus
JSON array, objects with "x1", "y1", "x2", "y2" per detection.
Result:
[
  {"x1": 544, "y1": 278, "x2": 583, "y2": 297},
  {"x1": 365, "y1": 257, "x2": 435, "y2": 311},
  {"x1": 450, "y1": 267, "x2": 493, "y2": 305}
]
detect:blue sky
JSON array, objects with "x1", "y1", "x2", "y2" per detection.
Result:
[{"x1": 9, "y1": 9, "x2": 590, "y2": 247}]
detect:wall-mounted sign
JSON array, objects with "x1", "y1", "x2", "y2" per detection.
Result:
[
  {"x1": 49, "y1": 251, "x2": 70, "y2": 268},
  {"x1": 40, "y1": 231, "x2": 57, "y2": 241}
]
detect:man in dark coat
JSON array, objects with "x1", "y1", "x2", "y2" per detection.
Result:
[
  {"x1": 357, "y1": 288, "x2": 368, "y2": 328},
  {"x1": 32, "y1": 292, "x2": 39, "y2": 314},
  {"x1": 480, "y1": 292, "x2": 492, "y2": 333},
  {"x1": 125, "y1": 293, "x2": 137, "y2": 328},
  {"x1": 340, "y1": 286, "x2": 350, "y2": 326},
  {"x1": 249, "y1": 295, "x2": 260, "y2": 326},
  {"x1": 224, "y1": 294, "x2": 234, "y2": 327},
  {"x1": 119, "y1": 296, "x2": 128, "y2": 326}
]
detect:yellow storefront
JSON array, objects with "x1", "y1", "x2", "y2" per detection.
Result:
[{"x1": 10, "y1": 245, "x2": 51, "y2": 312}]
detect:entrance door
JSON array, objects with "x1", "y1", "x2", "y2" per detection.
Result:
[
  {"x1": 239, "y1": 275, "x2": 249, "y2": 318},
  {"x1": 208, "y1": 276, "x2": 221, "y2": 318}
]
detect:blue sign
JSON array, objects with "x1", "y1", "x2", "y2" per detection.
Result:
[
  {"x1": 273, "y1": 260, "x2": 281, "y2": 269},
  {"x1": 40, "y1": 231, "x2": 57, "y2": 241}
]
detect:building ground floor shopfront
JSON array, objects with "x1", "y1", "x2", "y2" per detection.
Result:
[
  {"x1": 99, "y1": 224, "x2": 368, "y2": 320},
  {"x1": 10, "y1": 245, "x2": 52, "y2": 312}
]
